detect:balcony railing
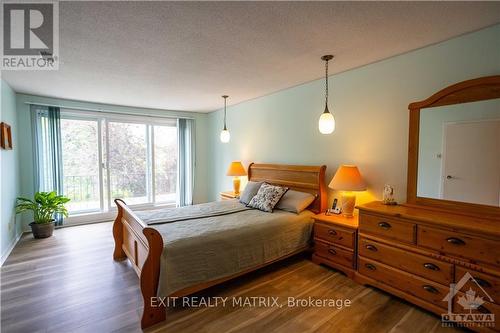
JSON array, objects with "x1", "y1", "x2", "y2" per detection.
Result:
[{"x1": 63, "y1": 172, "x2": 177, "y2": 212}]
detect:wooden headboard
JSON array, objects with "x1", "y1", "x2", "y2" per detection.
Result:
[{"x1": 247, "y1": 163, "x2": 327, "y2": 214}]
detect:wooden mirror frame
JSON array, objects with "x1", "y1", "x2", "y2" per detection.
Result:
[{"x1": 406, "y1": 75, "x2": 500, "y2": 219}]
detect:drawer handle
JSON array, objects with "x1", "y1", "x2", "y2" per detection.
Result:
[
  {"x1": 422, "y1": 285, "x2": 439, "y2": 294},
  {"x1": 446, "y1": 237, "x2": 465, "y2": 246},
  {"x1": 365, "y1": 263, "x2": 376, "y2": 271},
  {"x1": 328, "y1": 248, "x2": 337, "y2": 255},
  {"x1": 423, "y1": 263, "x2": 440, "y2": 271},
  {"x1": 378, "y1": 222, "x2": 391, "y2": 230},
  {"x1": 328, "y1": 229, "x2": 338, "y2": 236},
  {"x1": 477, "y1": 305, "x2": 491, "y2": 314},
  {"x1": 474, "y1": 277, "x2": 492, "y2": 288},
  {"x1": 365, "y1": 244, "x2": 378, "y2": 252}
]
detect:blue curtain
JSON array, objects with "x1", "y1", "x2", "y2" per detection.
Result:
[
  {"x1": 177, "y1": 118, "x2": 195, "y2": 206},
  {"x1": 32, "y1": 105, "x2": 64, "y2": 225}
]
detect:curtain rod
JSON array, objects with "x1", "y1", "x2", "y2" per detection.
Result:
[{"x1": 24, "y1": 101, "x2": 196, "y2": 120}]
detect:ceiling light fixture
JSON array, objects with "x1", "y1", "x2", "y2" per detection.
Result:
[
  {"x1": 220, "y1": 95, "x2": 230, "y2": 143},
  {"x1": 318, "y1": 55, "x2": 336, "y2": 134}
]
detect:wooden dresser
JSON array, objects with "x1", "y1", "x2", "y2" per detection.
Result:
[{"x1": 356, "y1": 201, "x2": 500, "y2": 332}]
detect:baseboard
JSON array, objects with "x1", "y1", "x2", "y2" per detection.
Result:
[{"x1": 0, "y1": 231, "x2": 24, "y2": 267}]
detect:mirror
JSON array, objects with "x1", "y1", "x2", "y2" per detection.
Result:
[
  {"x1": 417, "y1": 99, "x2": 500, "y2": 206},
  {"x1": 407, "y1": 76, "x2": 500, "y2": 217}
]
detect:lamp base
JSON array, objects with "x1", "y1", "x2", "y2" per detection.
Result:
[
  {"x1": 233, "y1": 177, "x2": 241, "y2": 196},
  {"x1": 340, "y1": 193, "x2": 356, "y2": 217}
]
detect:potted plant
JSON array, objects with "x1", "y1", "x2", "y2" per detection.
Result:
[{"x1": 15, "y1": 191, "x2": 70, "y2": 239}]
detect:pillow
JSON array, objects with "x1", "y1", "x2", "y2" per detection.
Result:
[
  {"x1": 239, "y1": 181, "x2": 264, "y2": 205},
  {"x1": 247, "y1": 183, "x2": 289, "y2": 212},
  {"x1": 276, "y1": 190, "x2": 316, "y2": 214}
]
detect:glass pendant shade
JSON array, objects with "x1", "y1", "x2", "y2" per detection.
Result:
[
  {"x1": 220, "y1": 95, "x2": 230, "y2": 143},
  {"x1": 220, "y1": 129, "x2": 230, "y2": 143},
  {"x1": 318, "y1": 55, "x2": 336, "y2": 134},
  {"x1": 319, "y1": 110, "x2": 335, "y2": 134}
]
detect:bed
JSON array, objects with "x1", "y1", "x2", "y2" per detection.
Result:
[{"x1": 112, "y1": 163, "x2": 327, "y2": 328}]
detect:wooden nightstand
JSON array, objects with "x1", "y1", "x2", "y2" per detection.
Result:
[
  {"x1": 219, "y1": 191, "x2": 239, "y2": 200},
  {"x1": 311, "y1": 213, "x2": 358, "y2": 278}
]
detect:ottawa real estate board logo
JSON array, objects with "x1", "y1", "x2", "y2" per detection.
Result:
[
  {"x1": 442, "y1": 271, "x2": 496, "y2": 329},
  {"x1": 1, "y1": 1, "x2": 59, "y2": 70}
]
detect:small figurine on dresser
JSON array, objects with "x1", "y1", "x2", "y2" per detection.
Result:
[{"x1": 382, "y1": 184, "x2": 397, "y2": 205}]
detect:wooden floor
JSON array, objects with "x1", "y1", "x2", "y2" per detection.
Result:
[{"x1": 1, "y1": 222, "x2": 464, "y2": 333}]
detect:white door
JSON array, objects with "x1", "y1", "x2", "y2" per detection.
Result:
[{"x1": 441, "y1": 120, "x2": 500, "y2": 206}]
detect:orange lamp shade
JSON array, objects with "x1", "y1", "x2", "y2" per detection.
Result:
[
  {"x1": 329, "y1": 165, "x2": 366, "y2": 191},
  {"x1": 226, "y1": 161, "x2": 247, "y2": 176}
]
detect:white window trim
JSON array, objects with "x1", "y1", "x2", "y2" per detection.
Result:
[{"x1": 58, "y1": 108, "x2": 178, "y2": 224}]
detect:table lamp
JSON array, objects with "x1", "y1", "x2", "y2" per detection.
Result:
[
  {"x1": 329, "y1": 165, "x2": 366, "y2": 217},
  {"x1": 226, "y1": 161, "x2": 247, "y2": 196}
]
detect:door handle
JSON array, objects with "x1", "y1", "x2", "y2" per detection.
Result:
[
  {"x1": 422, "y1": 285, "x2": 439, "y2": 294},
  {"x1": 378, "y1": 222, "x2": 391, "y2": 230},
  {"x1": 474, "y1": 277, "x2": 492, "y2": 288},
  {"x1": 365, "y1": 263, "x2": 376, "y2": 271},
  {"x1": 446, "y1": 237, "x2": 465, "y2": 246},
  {"x1": 423, "y1": 263, "x2": 440, "y2": 271},
  {"x1": 328, "y1": 229, "x2": 337, "y2": 236},
  {"x1": 446, "y1": 175, "x2": 456, "y2": 180},
  {"x1": 477, "y1": 305, "x2": 491, "y2": 314}
]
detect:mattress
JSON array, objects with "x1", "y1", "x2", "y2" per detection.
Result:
[{"x1": 136, "y1": 200, "x2": 314, "y2": 296}]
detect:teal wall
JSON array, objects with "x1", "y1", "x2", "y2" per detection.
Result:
[
  {"x1": 207, "y1": 24, "x2": 500, "y2": 206},
  {"x1": 15, "y1": 94, "x2": 210, "y2": 227},
  {"x1": 1, "y1": 79, "x2": 22, "y2": 262}
]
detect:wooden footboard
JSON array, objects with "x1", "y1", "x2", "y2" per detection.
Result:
[{"x1": 113, "y1": 199, "x2": 166, "y2": 329}]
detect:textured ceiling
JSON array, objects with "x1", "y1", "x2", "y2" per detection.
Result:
[{"x1": 2, "y1": 1, "x2": 500, "y2": 112}]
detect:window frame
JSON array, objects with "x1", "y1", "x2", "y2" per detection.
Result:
[{"x1": 58, "y1": 109, "x2": 178, "y2": 224}]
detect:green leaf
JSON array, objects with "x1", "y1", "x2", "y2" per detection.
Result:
[{"x1": 15, "y1": 191, "x2": 70, "y2": 223}]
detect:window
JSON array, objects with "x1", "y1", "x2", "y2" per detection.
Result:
[
  {"x1": 37, "y1": 108, "x2": 180, "y2": 219},
  {"x1": 153, "y1": 125, "x2": 178, "y2": 203},
  {"x1": 108, "y1": 121, "x2": 149, "y2": 206},
  {"x1": 60, "y1": 117, "x2": 101, "y2": 213}
]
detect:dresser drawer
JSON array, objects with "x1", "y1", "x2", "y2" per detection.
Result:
[
  {"x1": 314, "y1": 223, "x2": 355, "y2": 249},
  {"x1": 453, "y1": 293, "x2": 500, "y2": 331},
  {"x1": 456, "y1": 266, "x2": 500, "y2": 305},
  {"x1": 359, "y1": 237, "x2": 453, "y2": 285},
  {"x1": 314, "y1": 240, "x2": 354, "y2": 268},
  {"x1": 358, "y1": 257, "x2": 448, "y2": 309},
  {"x1": 418, "y1": 226, "x2": 500, "y2": 266},
  {"x1": 359, "y1": 213, "x2": 416, "y2": 244}
]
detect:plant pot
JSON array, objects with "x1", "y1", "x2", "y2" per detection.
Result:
[{"x1": 29, "y1": 221, "x2": 55, "y2": 239}]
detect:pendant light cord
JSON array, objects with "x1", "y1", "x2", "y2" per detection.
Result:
[
  {"x1": 325, "y1": 58, "x2": 329, "y2": 107},
  {"x1": 223, "y1": 95, "x2": 228, "y2": 130}
]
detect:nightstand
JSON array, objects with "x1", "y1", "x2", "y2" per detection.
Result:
[
  {"x1": 311, "y1": 213, "x2": 358, "y2": 278},
  {"x1": 219, "y1": 191, "x2": 239, "y2": 200}
]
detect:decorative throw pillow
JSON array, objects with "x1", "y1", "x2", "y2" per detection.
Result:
[
  {"x1": 247, "y1": 183, "x2": 289, "y2": 212},
  {"x1": 275, "y1": 190, "x2": 316, "y2": 214},
  {"x1": 239, "y1": 181, "x2": 264, "y2": 205}
]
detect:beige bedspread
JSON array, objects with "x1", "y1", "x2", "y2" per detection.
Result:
[{"x1": 135, "y1": 200, "x2": 314, "y2": 297}]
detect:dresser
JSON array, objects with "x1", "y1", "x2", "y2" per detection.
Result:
[
  {"x1": 312, "y1": 213, "x2": 358, "y2": 278},
  {"x1": 356, "y1": 201, "x2": 500, "y2": 332}
]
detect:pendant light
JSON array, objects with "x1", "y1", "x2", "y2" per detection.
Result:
[
  {"x1": 220, "y1": 95, "x2": 230, "y2": 143},
  {"x1": 318, "y1": 55, "x2": 336, "y2": 134}
]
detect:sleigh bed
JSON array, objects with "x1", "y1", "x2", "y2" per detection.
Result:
[{"x1": 112, "y1": 163, "x2": 327, "y2": 329}]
